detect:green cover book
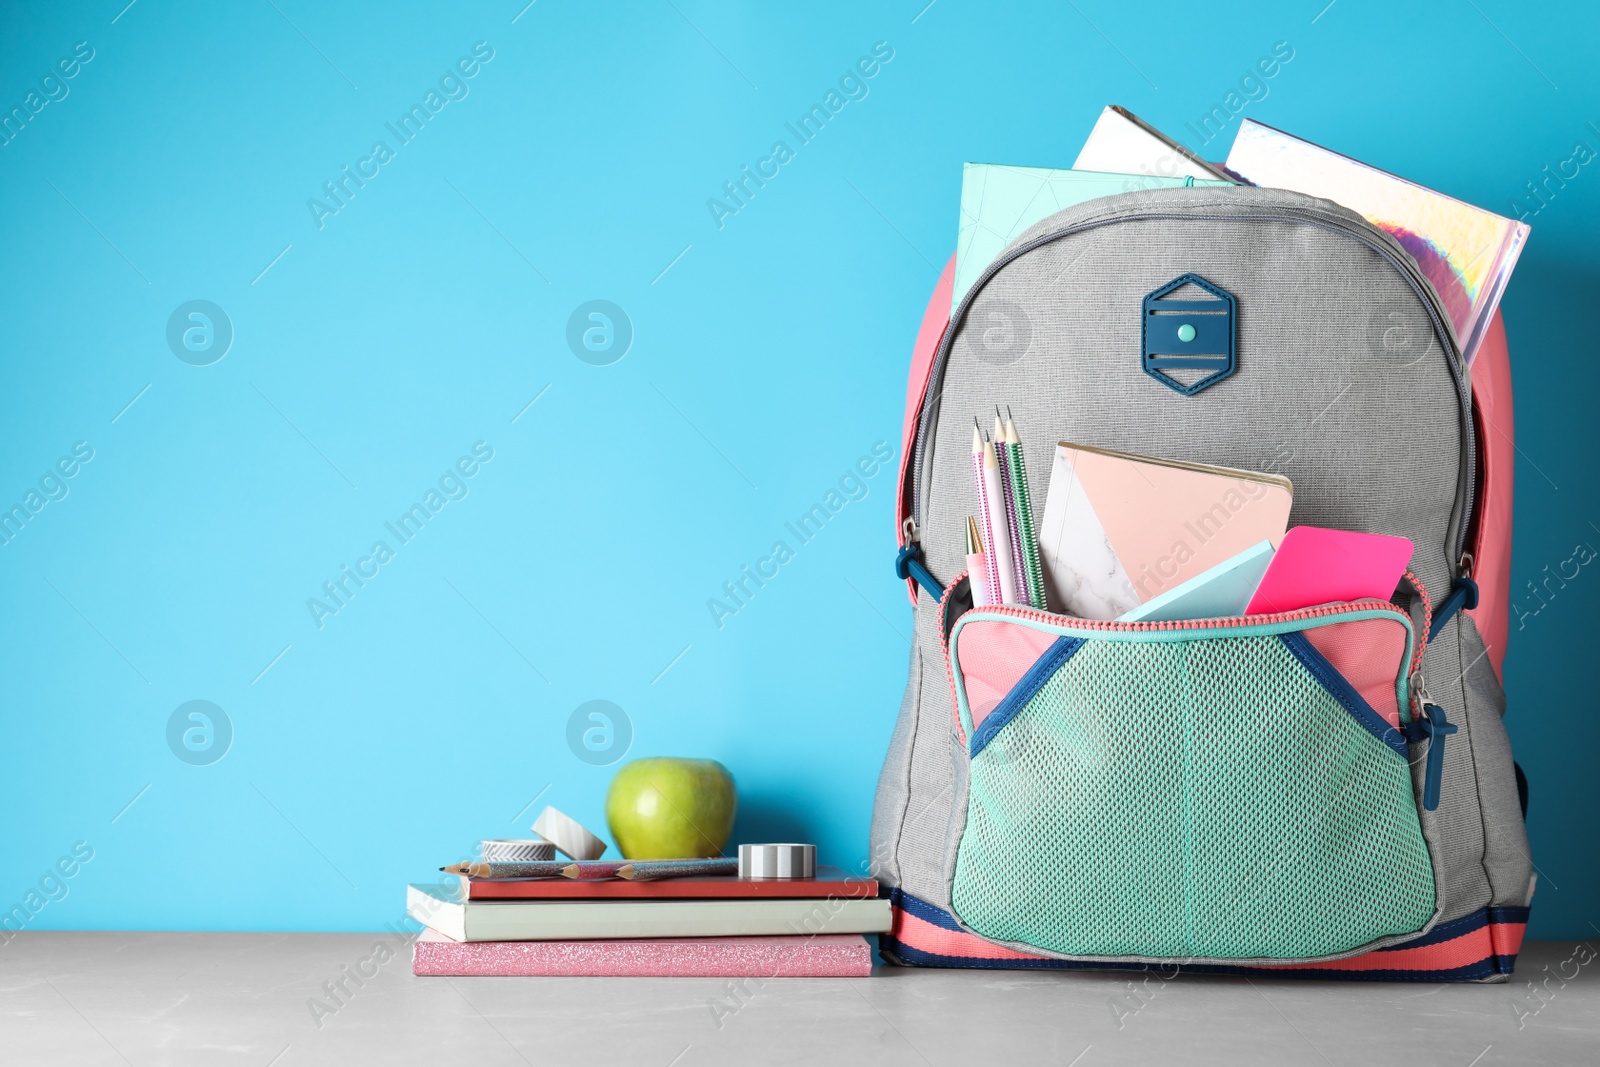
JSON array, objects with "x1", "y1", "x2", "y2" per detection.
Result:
[{"x1": 954, "y1": 164, "x2": 1233, "y2": 312}]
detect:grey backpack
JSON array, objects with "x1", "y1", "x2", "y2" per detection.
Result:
[{"x1": 871, "y1": 185, "x2": 1532, "y2": 980}]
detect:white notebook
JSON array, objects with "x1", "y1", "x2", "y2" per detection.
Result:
[
  {"x1": 1073, "y1": 105, "x2": 1231, "y2": 182},
  {"x1": 407, "y1": 883, "x2": 893, "y2": 942}
]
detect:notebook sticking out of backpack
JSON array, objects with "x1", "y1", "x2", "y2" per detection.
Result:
[
  {"x1": 1116, "y1": 539, "x2": 1276, "y2": 623},
  {"x1": 1244, "y1": 525, "x2": 1415, "y2": 615},
  {"x1": 1036, "y1": 442, "x2": 1292, "y2": 620}
]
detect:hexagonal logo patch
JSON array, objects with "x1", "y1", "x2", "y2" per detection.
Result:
[{"x1": 1142, "y1": 273, "x2": 1236, "y2": 396}]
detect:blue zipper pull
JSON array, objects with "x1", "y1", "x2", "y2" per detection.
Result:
[
  {"x1": 1419, "y1": 701, "x2": 1457, "y2": 812},
  {"x1": 894, "y1": 542, "x2": 942, "y2": 601}
]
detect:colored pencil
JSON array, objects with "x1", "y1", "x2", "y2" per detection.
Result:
[
  {"x1": 994, "y1": 410, "x2": 1032, "y2": 606},
  {"x1": 971, "y1": 421, "x2": 1004, "y2": 605},
  {"x1": 980, "y1": 434, "x2": 1019, "y2": 605},
  {"x1": 1005, "y1": 409, "x2": 1049, "y2": 611},
  {"x1": 965, "y1": 516, "x2": 992, "y2": 607}
]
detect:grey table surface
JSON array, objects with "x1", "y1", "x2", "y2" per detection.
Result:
[{"x1": 1, "y1": 933, "x2": 1593, "y2": 1066}]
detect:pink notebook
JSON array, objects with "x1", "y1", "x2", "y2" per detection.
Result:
[
  {"x1": 1038, "y1": 443, "x2": 1293, "y2": 619},
  {"x1": 1245, "y1": 526, "x2": 1413, "y2": 615},
  {"x1": 411, "y1": 928, "x2": 874, "y2": 977}
]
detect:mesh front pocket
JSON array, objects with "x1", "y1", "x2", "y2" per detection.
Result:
[{"x1": 950, "y1": 631, "x2": 1436, "y2": 961}]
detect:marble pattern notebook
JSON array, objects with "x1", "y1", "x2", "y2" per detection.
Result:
[{"x1": 1038, "y1": 443, "x2": 1293, "y2": 620}]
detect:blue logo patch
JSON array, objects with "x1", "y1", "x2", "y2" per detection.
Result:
[{"x1": 1142, "y1": 273, "x2": 1236, "y2": 396}]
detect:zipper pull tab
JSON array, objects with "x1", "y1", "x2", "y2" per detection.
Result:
[
  {"x1": 1419, "y1": 701, "x2": 1457, "y2": 812},
  {"x1": 903, "y1": 517, "x2": 920, "y2": 544},
  {"x1": 1427, "y1": 561, "x2": 1480, "y2": 642},
  {"x1": 894, "y1": 542, "x2": 942, "y2": 600}
]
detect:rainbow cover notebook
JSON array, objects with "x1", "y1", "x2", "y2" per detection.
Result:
[
  {"x1": 1038, "y1": 444, "x2": 1292, "y2": 620},
  {"x1": 1224, "y1": 119, "x2": 1528, "y2": 366}
]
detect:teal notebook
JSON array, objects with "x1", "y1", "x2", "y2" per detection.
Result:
[
  {"x1": 1117, "y1": 540, "x2": 1275, "y2": 623},
  {"x1": 954, "y1": 164, "x2": 1234, "y2": 312}
]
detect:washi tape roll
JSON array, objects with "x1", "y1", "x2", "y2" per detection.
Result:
[
  {"x1": 531, "y1": 806, "x2": 607, "y2": 861},
  {"x1": 738, "y1": 843, "x2": 816, "y2": 879},
  {"x1": 481, "y1": 838, "x2": 555, "y2": 863}
]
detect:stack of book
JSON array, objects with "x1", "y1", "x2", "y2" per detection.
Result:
[{"x1": 406, "y1": 864, "x2": 890, "y2": 977}]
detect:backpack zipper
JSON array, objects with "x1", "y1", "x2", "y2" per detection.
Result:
[
  {"x1": 958, "y1": 594, "x2": 1417, "y2": 644},
  {"x1": 909, "y1": 202, "x2": 1475, "y2": 566},
  {"x1": 942, "y1": 584, "x2": 1422, "y2": 745}
]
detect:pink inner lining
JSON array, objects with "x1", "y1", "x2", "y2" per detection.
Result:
[
  {"x1": 954, "y1": 618, "x2": 1059, "y2": 735},
  {"x1": 1302, "y1": 617, "x2": 1408, "y2": 728},
  {"x1": 956, "y1": 613, "x2": 1408, "y2": 735}
]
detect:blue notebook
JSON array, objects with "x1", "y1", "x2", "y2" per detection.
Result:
[
  {"x1": 954, "y1": 164, "x2": 1233, "y2": 312},
  {"x1": 1117, "y1": 541, "x2": 1275, "y2": 623}
]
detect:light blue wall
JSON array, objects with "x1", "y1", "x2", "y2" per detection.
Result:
[{"x1": 2, "y1": 0, "x2": 1595, "y2": 938}]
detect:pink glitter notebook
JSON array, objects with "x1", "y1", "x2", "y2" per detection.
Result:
[{"x1": 412, "y1": 928, "x2": 874, "y2": 977}]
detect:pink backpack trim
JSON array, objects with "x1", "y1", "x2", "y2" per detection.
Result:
[
  {"x1": 1466, "y1": 311, "x2": 1512, "y2": 681},
  {"x1": 896, "y1": 255, "x2": 955, "y2": 603}
]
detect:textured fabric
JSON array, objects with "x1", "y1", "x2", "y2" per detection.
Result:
[
  {"x1": 923, "y1": 200, "x2": 1463, "y2": 605},
  {"x1": 867, "y1": 641, "x2": 922, "y2": 886},
  {"x1": 1418, "y1": 621, "x2": 1493, "y2": 924},
  {"x1": 951, "y1": 633, "x2": 1434, "y2": 961},
  {"x1": 874, "y1": 595, "x2": 962, "y2": 909},
  {"x1": 1456, "y1": 613, "x2": 1535, "y2": 905}
]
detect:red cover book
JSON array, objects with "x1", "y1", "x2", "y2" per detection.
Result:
[
  {"x1": 465, "y1": 866, "x2": 877, "y2": 901},
  {"x1": 412, "y1": 928, "x2": 874, "y2": 977}
]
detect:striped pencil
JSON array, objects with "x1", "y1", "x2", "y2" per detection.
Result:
[
  {"x1": 994, "y1": 411, "x2": 1032, "y2": 607},
  {"x1": 1004, "y1": 409, "x2": 1048, "y2": 612},
  {"x1": 980, "y1": 437, "x2": 1020, "y2": 605},
  {"x1": 971, "y1": 421, "x2": 1003, "y2": 605}
]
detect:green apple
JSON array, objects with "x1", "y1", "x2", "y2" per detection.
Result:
[{"x1": 605, "y1": 758, "x2": 737, "y2": 860}]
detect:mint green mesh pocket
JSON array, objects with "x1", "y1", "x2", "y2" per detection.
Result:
[{"x1": 951, "y1": 632, "x2": 1436, "y2": 961}]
